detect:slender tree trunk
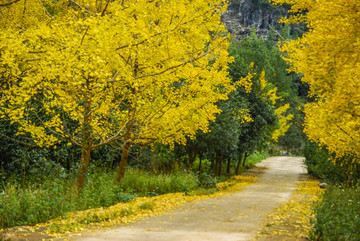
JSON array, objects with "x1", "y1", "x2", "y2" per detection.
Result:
[
  {"x1": 214, "y1": 153, "x2": 221, "y2": 177},
  {"x1": 188, "y1": 150, "x2": 196, "y2": 172},
  {"x1": 210, "y1": 154, "x2": 215, "y2": 171},
  {"x1": 235, "y1": 153, "x2": 243, "y2": 175},
  {"x1": 218, "y1": 156, "x2": 222, "y2": 176},
  {"x1": 116, "y1": 140, "x2": 131, "y2": 182},
  {"x1": 74, "y1": 146, "x2": 91, "y2": 190},
  {"x1": 74, "y1": 94, "x2": 92, "y2": 191},
  {"x1": 214, "y1": 157, "x2": 219, "y2": 177},
  {"x1": 242, "y1": 153, "x2": 249, "y2": 167},
  {"x1": 226, "y1": 158, "x2": 231, "y2": 174},
  {"x1": 116, "y1": 103, "x2": 134, "y2": 182},
  {"x1": 116, "y1": 58, "x2": 137, "y2": 182},
  {"x1": 198, "y1": 154, "x2": 203, "y2": 173}
]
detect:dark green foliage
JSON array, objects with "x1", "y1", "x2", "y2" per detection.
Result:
[
  {"x1": 305, "y1": 142, "x2": 360, "y2": 241},
  {"x1": 304, "y1": 140, "x2": 360, "y2": 185},
  {"x1": 230, "y1": 29, "x2": 295, "y2": 98},
  {"x1": 309, "y1": 186, "x2": 360, "y2": 241},
  {"x1": 197, "y1": 173, "x2": 218, "y2": 188},
  {"x1": 229, "y1": 39, "x2": 279, "y2": 166},
  {"x1": 229, "y1": 30, "x2": 307, "y2": 155}
]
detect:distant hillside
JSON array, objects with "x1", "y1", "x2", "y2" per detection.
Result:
[{"x1": 222, "y1": 0, "x2": 292, "y2": 39}]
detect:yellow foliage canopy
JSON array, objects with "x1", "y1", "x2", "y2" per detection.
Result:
[
  {"x1": 271, "y1": 0, "x2": 360, "y2": 157},
  {"x1": 0, "y1": 0, "x2": 238, "y2": 150}
]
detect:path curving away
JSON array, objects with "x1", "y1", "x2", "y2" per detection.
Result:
[{"x1": 68, "y1": 156, "x2": 307, "y2": 241}]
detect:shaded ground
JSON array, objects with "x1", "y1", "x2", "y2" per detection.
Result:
[{"x1": 63, "y1": 156, "x2": 310, "y2": 241}]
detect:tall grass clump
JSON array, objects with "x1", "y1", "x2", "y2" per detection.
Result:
[
  {"x1": 309, "y1": 185, "x2": 360, "y2": 241},
  {"x1": 119, "y1": 169, "x2": 198, "y2": 196},
  {"x1": 246, "y1": 151, "x2": 269, "y2": 168},
  {"x1": 0, "y1": 179, "x2": 73, "y2": 229}
]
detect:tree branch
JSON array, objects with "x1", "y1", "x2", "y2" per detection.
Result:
[{"x1": 0, "y1": 0, "x2": 20, "y2": 7}]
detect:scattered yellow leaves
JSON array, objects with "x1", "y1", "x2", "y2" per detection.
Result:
[
  {"x1": 26, "y1": 175, "x2": 258, "y2": 239},
  {"x1": 256, "y1": 175, "x2": 324, "y2": 240}
]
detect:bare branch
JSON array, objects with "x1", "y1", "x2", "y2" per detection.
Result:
[{"x1": 0, "y1": 0, "x2": 20, "y2": 7}]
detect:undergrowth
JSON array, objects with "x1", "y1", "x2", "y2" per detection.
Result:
[
  {"x1": 309, "y1": 185, "x2": 360, "y2": 241},
  {"x1": 0, "y1": 168, "x2": 196, "y2": 229}
]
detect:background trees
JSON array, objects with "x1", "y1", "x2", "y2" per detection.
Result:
[{"x1": 271, "y1": 0, "x2": 360, "y2": 159}]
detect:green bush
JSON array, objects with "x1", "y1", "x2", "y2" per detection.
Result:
[
  {"x1": 119, "y1": 169, "x2": 198, "y2": 196},
  {"x1": 246, "y1": 151, "x2": 269, "y2": 168},
  {"x1": 197, "y1": 173, "x2": 218, "y2": 188},
  {"x1": 310, "y1": 185, "x2": 360, "y2": 241},
  {"x1": 304, "y1": 140, "x2": 360, "y2": 185}
]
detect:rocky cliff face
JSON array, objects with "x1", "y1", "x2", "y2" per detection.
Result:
[{"x1": 222, "y1": 0, "x2": 288, "y2": 39}]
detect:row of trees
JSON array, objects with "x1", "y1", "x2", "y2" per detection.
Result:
[
  {"x1": 271, "y1": 0, "x2": 360, "y2": 177},
  {"x1": 0, "y1": 0, "x2": 303, "y2": 191}
]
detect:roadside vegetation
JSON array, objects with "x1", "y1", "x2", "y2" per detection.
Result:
[
  {"x1": 0, "y1": 151, "x2": 267, "y2": 232},
  {"x1": 304, "y1": 141, "x2": 360, "y2": 241},
  {"x1": 6, "y1": 0, "x2": 358, "y2": 240}
]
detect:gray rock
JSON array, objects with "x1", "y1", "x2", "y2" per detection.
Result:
[{"x1": 222, "y1": 0, "x2": 288, "y2": 39}]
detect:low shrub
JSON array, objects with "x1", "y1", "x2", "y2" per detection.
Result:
[
  {"x1": 119, "y1": 169, "x2": 198, "y2": 196},
  {"x1": 197, "y1": 173, "x2": 218, "y2": 188}
]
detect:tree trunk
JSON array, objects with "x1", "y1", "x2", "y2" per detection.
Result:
[
  {"x1": 235, "y1": 153, "x2": 243, "y2": 174},
  {"x1": 214, "y1": 153, "x2": 221, "y2": 177},
  {"x1": 226, "y1": 157, "x2": 231, "y2": 174},
  {"x1": 218, "y1": 156, "x2": 222, "y2": 176},
  {"x1": 74, "y1": 92, "x2": 92, "y2": 191},
  {"x1": 242, "y1": 153, "x2": 249, "y2": 167},
  {"x1": 214, "y1": 157, "x2": 219, "y2": 177},
  {"x1": 74, "y1": 146, "x2": 91, "y2": 190},
  {"x1": 116, "y1": 140, "x2": 131, "y2": 182},
  {"x1": 188, "y1": 150, "x2": 196, "y2": 172},
  {"x1": 210, "y1": 154, "x2": 215, "y2": 171},
  {"x1": 198, "y1": 154, "x2": 203, "y2": 173}
]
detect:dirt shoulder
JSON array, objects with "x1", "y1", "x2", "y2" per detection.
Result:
[{"x1": 64, "y1": 156, "x2": 310, "y2": 241}]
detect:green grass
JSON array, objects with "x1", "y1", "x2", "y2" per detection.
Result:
[
  {"x1": 245, "y1": 151, "x2": 270, "y2": 168},
  {"x1": 0, "y1": 168, "x2": 198, "y2": 229},
  {"x1": 309, "y1": 185, "x2": 360, "y2": 241},
  {"x1": 119, "y1": 169, "x2": 198, "y2": 196}
]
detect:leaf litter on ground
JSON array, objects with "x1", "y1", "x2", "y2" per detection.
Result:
[{"x1": 256, "y1": 175, "x2": 324, "y2": 241}]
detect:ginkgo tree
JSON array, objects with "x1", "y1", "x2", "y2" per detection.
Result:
[
  {"x1": 271, "y1": 0, "x2": 360, "y2": 159},
  {"x1": 0, "y1": 0, "x2": 242, "y2": 189}
]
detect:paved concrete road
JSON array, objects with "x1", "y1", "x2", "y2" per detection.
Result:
[{"x1": 69, "y1": 156, "x2": 307, "y2": 241}]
